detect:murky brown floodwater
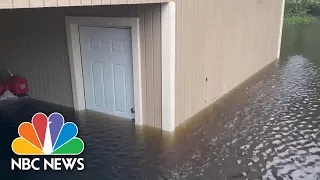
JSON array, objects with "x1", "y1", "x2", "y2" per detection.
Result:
[{"x1": 1, "y1": 19, "x2": 320, "y2": 180}]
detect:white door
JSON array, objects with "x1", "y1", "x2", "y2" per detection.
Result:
[{"x1": 79, "y1": 26, "x2": 135, "y2": 120}]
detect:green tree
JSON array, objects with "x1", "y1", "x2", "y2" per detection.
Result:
[{"x1": 284, "y1": 0, "x2": 320, "y2": 25}]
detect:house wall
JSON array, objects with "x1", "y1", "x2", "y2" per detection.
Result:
[
  {"x1": 0, "y1": 0, "x2": 285, "y2": 130},
  {"x1": 174, "y1": 0, "x2": 285, "y2": 126},
  {"x1": 0, "y1": 4, "x2": 162, "y2": 128}
]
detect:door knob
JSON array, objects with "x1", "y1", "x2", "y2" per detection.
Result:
[
  {"x1": 131, "y1": 118, "x2": 135, "y2": 123},
  {"x1": 131, "y1": 108, "x2": 135, "y2": 113}
]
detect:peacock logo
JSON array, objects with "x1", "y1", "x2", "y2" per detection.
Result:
[{"x1": 11, "y1": 112, "x2": 84, "y2": 155}]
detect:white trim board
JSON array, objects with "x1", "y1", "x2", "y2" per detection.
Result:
[
  {"x1": 277, "y1": 0, "x2": 285, "y2": 59},
  {"x1": 65, "y1": 16, "x2": 143, "y2": 126},
  {"x1": 161, "y1": 2, "x2": 176, "y2": 132}
]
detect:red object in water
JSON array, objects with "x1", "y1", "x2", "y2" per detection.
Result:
[
  {"x1": 0, "y1": 82, "x2": 9, "y2": 94},
  {"x1": 7, "y1": 76, "x2": 29, "y2": 95}
]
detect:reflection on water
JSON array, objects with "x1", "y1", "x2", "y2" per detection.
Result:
[{"x1": 1, "y1": 20, "x2": 320, "y2": 180}]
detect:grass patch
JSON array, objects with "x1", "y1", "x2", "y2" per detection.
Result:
[{"x1": 284, "y1": 15, "x2": 317, "y2": 25}]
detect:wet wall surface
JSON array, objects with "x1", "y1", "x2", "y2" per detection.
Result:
[{"x1": 1, "y1": 20, "x2": 320, "y2": 180}]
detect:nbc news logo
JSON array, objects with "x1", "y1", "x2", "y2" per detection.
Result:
[{"x1": 11, "y1": 112, "x2": 85, "y2": 171}]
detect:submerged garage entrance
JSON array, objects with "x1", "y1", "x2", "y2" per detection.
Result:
[
  {"x1": 0, "y1": 3, "x2": 176, "y2": 131},
  {"x1": 66, "y1": 17, "x2": 143, "y2": 124}
]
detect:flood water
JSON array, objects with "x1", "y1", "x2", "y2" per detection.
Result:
[{"x1": 1, "y1": 19, "x2": 320, "y2": 180}]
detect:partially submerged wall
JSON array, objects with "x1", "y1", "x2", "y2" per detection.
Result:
[
  {"x1": 0, "y1": 0, "x2": 285, "y2": 130},
  {"x1": 174, "y1": 0, "x2": 285, "y2": 126}
]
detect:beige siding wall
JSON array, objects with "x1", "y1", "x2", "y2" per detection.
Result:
[
  {"x1": 174, "y1": 0, "x2": 284, "y2": 126},
  {"x1": 0, "y1": 0, "x2": 285, "y2": 130},
  {"x1": 0, "y1": 4, "x2": 162, "y2": 128}
]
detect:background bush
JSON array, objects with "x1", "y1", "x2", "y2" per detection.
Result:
[{"x1": 284, "y1": 0, "x2": 320, "y2": 25}]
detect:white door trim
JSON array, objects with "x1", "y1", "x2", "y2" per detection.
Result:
[{"x1": 65, "y1": 16, "x2": 143, "y2": 126}]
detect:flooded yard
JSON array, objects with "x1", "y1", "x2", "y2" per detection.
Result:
[{"x1": 1, "y1": 19, "x2": 320, "y2": 180}]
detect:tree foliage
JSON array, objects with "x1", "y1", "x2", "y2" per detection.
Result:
[{"x1": 284, "y1": 0, "x2": 320, "y2": 25}]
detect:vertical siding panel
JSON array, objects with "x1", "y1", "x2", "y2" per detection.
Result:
[
  {"x1": 227, "y1": 0, "x2": 233, "y2": 92},
  {"x1": 92, "y1": 0, "x2": 101, "y2": 5},
  {"x1": 180, "y1": 0, "x2": 186, "y2": 122},
  {"x1": 193, "y1": 0, "x2": 198, "y2": 115},
  {"x1": 216, "y1": 0, "x2": 223, "y2": 99},
  {"x1": 228, "y1": 0, "x2": 234, "y2": 89},
  {"x1": 127, "y1": 0, "x2": 134, "y2": 4},
  {"x1": 144, "y1": 6, "x2": 154, "y2": 127},
  {"x1": 57, "y1": 0, "x2": 69, "y2": 6},
  {"x1": 183, "y1": 0, "x2": 189, "y2": 120},
  {"x1": 33, "y1": 66, "x2": 39, "y2": 100},
  {"x1": 39, "y1": 63, "x2": 46, "y2": 102},
  {"x1": 186, "y1": 0, "x2": 191, "y2": 119},
  {"x1": 246, "y1": 0, "x2": 253, "y2": 79},
  {"x1": 69, "y1": 0, "x2": 81, "y2": 5},
  {"x1": 211, "y1": 0, "x2": 217, "y2": 101},
  {"x1": 187, "y1": 0, "x2": 192, "y2": 118},
  {"x1": 199, "y1": 0, "x2": 206, "y2": 107},
  {"x1": 203, "y1": 0, "x2": 208, "y2": 104},
  {"x1": 194, "y1": 0, "x2": 199, "y2": 110},
  {"x1": 211, "y1": 0, "x2": 216, "y2": 101},
  {"x1": 141, "y1": 0, "x2": 148, "y2": 4},
  {"x1": 27, "y1": 69, "x2": 34, "y2": 98},
  {"x1": 152, "y1": 4, "x2": 162, "y2": 129},
  {"x1": 30, "y1": 0, "x2": 44, "y2": 7},
  {"x1": 43, "y1": 26, "x2": 50, "y2": 103},
  {"x1": 80, "y1": 0, "x2": 91, "y2": 6},
  {"x1": 13, "y1": 0, "x2": 29, "y2": 8},
  {"x1": 30, "y1": 68, "x2": 36, "y2": 100},
  {"x1": 55, "y1": 39, "x2": 63, "y2": 106},
  {"x1": 118, "y1": 0, "x2": 127, "y2": 4},
  {"x1": 70, "y1": 0, "x2": 81, "y2": 5},
  {"x1": 203, "y1": 0, "x2": 209, "y2": 105},
  {"x1": 175, "y1": 0, "x2": 182, "y2": 126},
  {"x1": 110, "y1": 0, "x2": 118, "y2": 4},
  {"x1": 46, "y1": 50, "x2": 53, "y2": 103},
  {"x1": 222, "y1": 0, "x2": 228, "y2": 94},
  {"x1": 238, "y1": 0, "x2": 244, "y2": 85},
  {"x1": 0, "y1": 0, "x2": 12, "y2": 8},
  {"x1": 44, "y1": 0, "x2": 58, "y2": 7},
  {"x1": 200, "y1": 0, "x2": 206, "y2": 106},
  {"x1": 53, "y1": 32, "x2": 61, "y2": 105},
  {"x1": 239, "y1": 1, "x2": 246, "y2": 82},
  {"x1": 101, "y1": 0, "x2": 111, "y2": 5},
  {"x1": 184, "y1": 0, "x2": 190, "y2": 121},
  {"x1": 190, "y1": 0, "x2": 196, "y2": 119}
]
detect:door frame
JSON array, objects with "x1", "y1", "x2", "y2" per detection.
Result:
[{"x1": 65, "y1": 16, "x2": 143, "y2": 125}]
